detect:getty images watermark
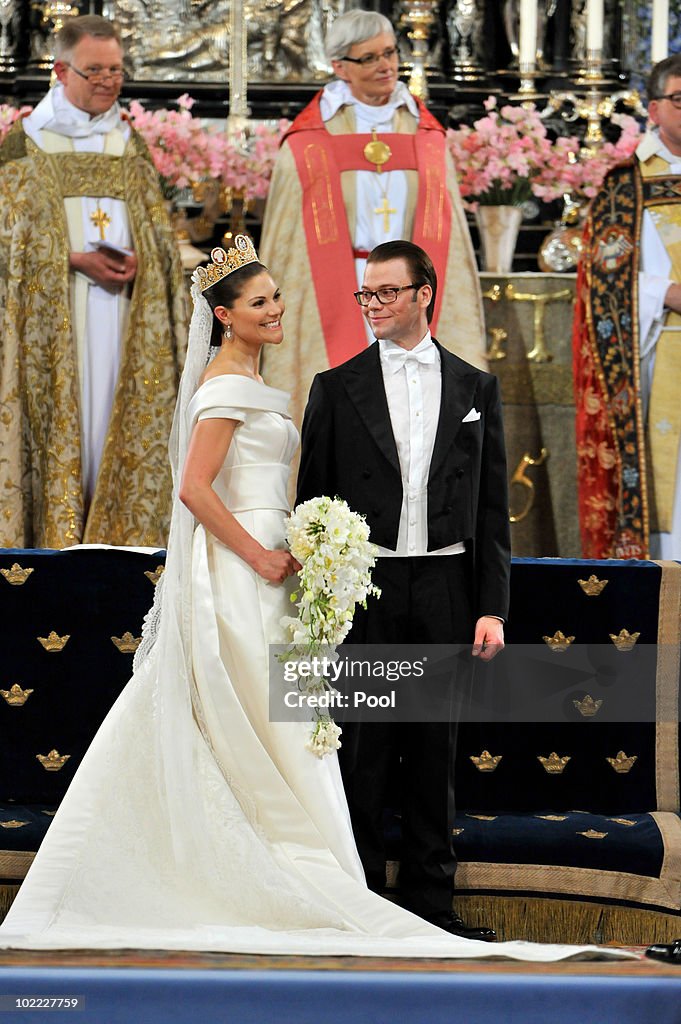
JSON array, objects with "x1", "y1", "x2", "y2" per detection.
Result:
[
  {"x1": 280, "y1": 652, "x2": 427, "y2": 712},
  {"x1": 268, "y1": 642, "x2": 677, "y2": 723}
]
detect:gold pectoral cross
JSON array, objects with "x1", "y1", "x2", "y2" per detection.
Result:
[
  {"x1": 90, "y1": 205, "x2": 111, "y2": 241},
  {"x1": 375, "y1": 195, "x2": 397, "y2": 232}
]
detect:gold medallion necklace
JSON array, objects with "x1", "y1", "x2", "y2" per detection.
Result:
[{"x1": 363, "y1": 127, "x2": 392, "y2": 173}]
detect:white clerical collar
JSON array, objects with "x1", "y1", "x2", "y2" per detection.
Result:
[
  {"x1": 23, "y1": 82, "x2": 123, "y2": 139},
  {"x1": 320, "y1": 79, "x2": 419, "y2": 123},
  {"x1": 636, "y1": 130, "x2": 681, "y2": 172}
]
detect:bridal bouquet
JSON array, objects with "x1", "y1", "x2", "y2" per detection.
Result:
[{"x1": 282, "y1": 497, "x2": 381, "y2": 758}]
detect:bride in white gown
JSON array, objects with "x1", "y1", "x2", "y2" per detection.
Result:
[{"x1": 0, "y1": 237, "x2": 629, "y2": 961}]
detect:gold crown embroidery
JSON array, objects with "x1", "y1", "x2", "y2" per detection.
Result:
[
  {"x1": 0, "y1": 684, "x2": 34, "y2": 706},
  {"x1": 607, "y1": 817, "x2": 638, "y2": 826},
  {"x1": 0, "y1": 820, "x2": 29, "y2": 828},
  {"x1": 538, "y1": 752, "x2": 571, "y2": 774},
  {"x1": 578, "y1": 575, "x2": 608, "y2": 596},
  {"x1": 0, "y1": 563, "x2": 34, "y2": 585},
  {"x1": 144, "y1": 565, "x2": 165, "y2": 585},
  {"x1": 543, "y1": 630, "x2": 575, "y2": 653},
  {"x1": 111, "y1": 632, "x2": 142, "y2": 653},
  {"x1": 451, "y1": 827, "x2": 465, "y2": 836},
  {"x1": 573, "y1": 695, "x2": 603, "y2": 717},
  {"x1": 606, "y1": 750, "x2": 637, "y2": 773},
  {"x1": 609, "y1": 629, "x2": 640, "y2": 651},
  {"x1": 36, "y1": 749, "x2": 71, "y2": 771},
  {"x1": 38, "y1": 631, "x2": 70, "y2": 652},
  {"x1": 535, "y1": 814, "x2": 568, "y2": 821},
  {"x1": 469, "y1": 750, "x2": 503, "y2": 772},
  {"x1": 466, "y1": 814, "x2": 497, "y2": 821},
  {"x1": 193, "y1": 236, "x2": 259, "y2": 292},
  {"x1": 578, "y1": 829, "x2": 608, "y2": 839}
]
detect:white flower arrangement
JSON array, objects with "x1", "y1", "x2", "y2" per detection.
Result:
[{"x1": 282, "y1": 496, "x2": 381, "y2": 757}]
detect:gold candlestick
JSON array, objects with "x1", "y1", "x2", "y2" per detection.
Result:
[
  {"x1": 399, "y1": 0, "x2": 439, "y2": 102},
  {"x1": 542, "y1": 48, "x2": 646, "y2": 153}
]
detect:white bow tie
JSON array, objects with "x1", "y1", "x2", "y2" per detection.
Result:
[{"x1": 383, "y1": 346, "x2": 437, "y2": 374}]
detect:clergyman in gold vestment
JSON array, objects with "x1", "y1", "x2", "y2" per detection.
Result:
[{"x1": 0, "y1": 16, "x2": 187, "y2": 548}]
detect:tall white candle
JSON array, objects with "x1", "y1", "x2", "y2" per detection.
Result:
[
  {"x1": 651, "y1": 0, "x2": 669, "y2": 64},
  {"x1": 519, "y1": 0, "x2": 538, "y2": 67},
  {"x1": 520, "y1": 0, "x2": 536, "y2": 67},
  {"x1": 229, "y1": 0, "x2": 248, "y2": 120},
  {"x1": 586, "y1": 0, "x2": 604, "y2": 53}
]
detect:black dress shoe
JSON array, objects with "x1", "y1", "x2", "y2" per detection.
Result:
[
  {"x1": 646, "y1": 940, "x2": 681, "y2": 963},
  {"x1": 427, "y1": 911, "x2": 497, "y2": 942}
]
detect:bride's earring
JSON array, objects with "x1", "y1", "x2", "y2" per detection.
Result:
[{"x1": 223, "y1": 323, "x2": 233, "y2": 342}]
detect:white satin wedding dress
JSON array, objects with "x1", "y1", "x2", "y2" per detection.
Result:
[{"x1": 0, "y1": 376, "x2": 629, "y2": 962}]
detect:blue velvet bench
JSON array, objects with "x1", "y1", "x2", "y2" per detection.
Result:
[
  {"x1": 390, "y1": 558, "x2": 681, "y2": 944},
  {"x1": 0, "y1": 547, "x2": 166, "y2": 920},
  {"x1": 2, "y1": 551, "x2": 681, "y2": 946}
]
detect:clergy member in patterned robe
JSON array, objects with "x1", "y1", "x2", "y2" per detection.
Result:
[
  {"x1": 0, "y1": 15, "x2": 187, "y2": 548},
  {"x1": 573, "y1": 54, "x2": 681, "y2": 560}
]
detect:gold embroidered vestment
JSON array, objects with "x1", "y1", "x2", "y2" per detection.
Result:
[{"x1": 0, "y1": 124, "x2": 188, "y2": 548}]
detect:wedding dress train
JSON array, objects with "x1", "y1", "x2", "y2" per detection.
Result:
[{"x1": 0, "y1": 377, "x2": 631, "y2": 962}]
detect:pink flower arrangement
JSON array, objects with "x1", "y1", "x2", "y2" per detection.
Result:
[
  {"x1": 566, "y1": 113, "x2": 642, "y2": 199},
  {"x1": 447, "y1": 98, "x2": 575, "y2": 208},
  {"x1": 126, "y1": 97, "x2": 288, "y2": 203},
  {"x1": 0, "y1": 103, "x2": 33, "y2": 143},
  {"x1": 126, "y1": 94, "x2": 228, "y2": 197},
  {"x1": 216, "y1": 119, "x2": 291, "y2": 203},
  {"x1": 447, "y1": 97, "x2": 643, "y2": 210}
]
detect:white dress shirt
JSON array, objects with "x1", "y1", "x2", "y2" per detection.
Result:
[{"x1": 374, "y1": 333, "x2": 465, "y2": 558}]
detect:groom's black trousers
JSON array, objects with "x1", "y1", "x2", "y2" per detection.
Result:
[{"x1": 339, "y1": 551, "x2": 475, "y2": 919}]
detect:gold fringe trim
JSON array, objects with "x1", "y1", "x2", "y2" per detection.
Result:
[
  {"x1": 453, "y1": 894, "x2": 681, "y2": 945},
  {"x1": 655, "y1": 560, "x2": 681, "y2": 812},
  {"x1": 2, "y1": 886, "x2": 678, "y2": 942},
  {"x1": 0, "y1": 850, "x2": 34, "y2": 880},
  {"x1": 0, "y1": 885, "x2": 20, "y2": 924}
]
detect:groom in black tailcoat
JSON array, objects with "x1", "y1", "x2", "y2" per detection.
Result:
[{"x1": 296, "y1": 240, "x2": 510, "y2": 940}]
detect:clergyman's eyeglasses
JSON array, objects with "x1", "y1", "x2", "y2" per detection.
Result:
[
  {"x1": 340, "y1": 46, "x2": 399, "y2": 67},
  {"x1": 64, "y1": 62, "x2": 126, "y2": 84}
]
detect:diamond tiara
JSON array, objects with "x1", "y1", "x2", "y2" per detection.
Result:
[{"x1": 193, "y1": 235, "x2": 260, "y2": 292}]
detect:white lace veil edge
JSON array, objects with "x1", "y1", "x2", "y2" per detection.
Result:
[
  {"x1": 133, "y1": 279, "x2": 213, "y2": 673},
  {"x1": 131, "y1": 279, "x2": 216, "y2": 866}
]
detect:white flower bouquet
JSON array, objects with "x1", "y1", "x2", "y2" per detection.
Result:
[{"x1": 282, "y1": 496, "x2": 381, "y2": 757}]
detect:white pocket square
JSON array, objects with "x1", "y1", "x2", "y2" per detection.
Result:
[{"x1": 462, "y1": 408, "x2": 481, "y2": 423}]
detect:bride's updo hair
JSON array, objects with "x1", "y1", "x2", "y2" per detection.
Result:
[{"x1": 204, "y1": 260, "x2": 269, "y2": 347}]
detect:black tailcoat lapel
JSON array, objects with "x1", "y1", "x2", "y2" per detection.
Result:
[
  {"x1": 341, "y1": 343, "x2": 401, "y2": 476},
  {"x1": 428, "y1": 341, "x2": 478, "y2": 483}
]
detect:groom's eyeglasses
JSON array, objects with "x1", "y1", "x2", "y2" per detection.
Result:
[
  {"x1": 654, "y1": 91, "x2": 681, "y2": 108},
  {"x1": 339, "y1": 46, "x2": 399, "y2": 67},
  {"x1": 354, "y1": 285, "x2": 420, "y2": 306}
]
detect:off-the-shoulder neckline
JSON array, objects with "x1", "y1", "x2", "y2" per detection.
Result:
[{"x1": 196, "y1": 372, "x2": 286, "y2": 395}]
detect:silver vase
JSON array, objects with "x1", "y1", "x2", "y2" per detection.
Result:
[{"x1": 475, "y1": 205, "x2": 523, "y2": 273}]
